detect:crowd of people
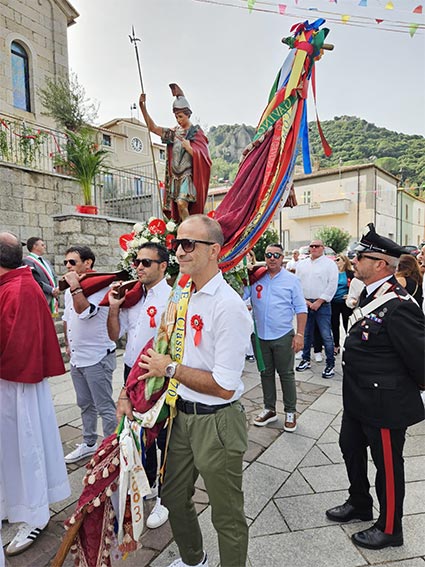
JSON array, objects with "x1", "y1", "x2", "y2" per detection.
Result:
[{"x1": 0, "y1": 222, "x2": 424, "y2": 567}]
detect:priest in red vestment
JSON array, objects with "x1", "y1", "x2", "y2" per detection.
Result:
[{"x1": 0, "y1": 232, "x2": 70, "y2": 558}]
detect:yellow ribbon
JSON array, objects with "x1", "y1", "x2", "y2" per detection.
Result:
[{"x1": 165, "y1": 277, "x2": 192, "y2": 416}]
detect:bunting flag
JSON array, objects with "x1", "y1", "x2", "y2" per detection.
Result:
[
  {"x1": 409, "y1": 22, "x2": 419, "y2": 35},
  {"x1": 279, "y1": 3, "x2": 287, "y2": 14},
  {"x1": 341, "y1": 14, "x2": 350, "y2": 22},
  {"x1": 358, "y1": 0, "x2": 367, "y2": 6},
  {"x1": 215, "y1": 19, "x2": 332, "y2": 272},
  {"x1": 413, "y1": 4, "x2": 423, "y2": 13},
  {"x1": 385, "y1": 1, "x2": 394, "y2": 8}
]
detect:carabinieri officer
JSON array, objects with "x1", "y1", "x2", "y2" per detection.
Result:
[{"x1": 326, "y1": 224, "x2": 425, "y2": 550}]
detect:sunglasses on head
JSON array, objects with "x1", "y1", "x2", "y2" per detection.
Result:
[
  {"x1": 309, "y1": 244, "x2": 322, "y2": 248},
  {"x1": 171, "y1": 238, "x2": 215, "y2": 253},
  {"x1": 133, "y1": 258, "x2": 162, "y2": 268},
  {"x1": 355, "y1": 252, "x2": 389, "y2": 265},
  {"x1": 265, "y1": 252, "x2": 282, "y2": 259},
  {"x1": 63, "y1": 259, "x2": 77, "y2": 266}
]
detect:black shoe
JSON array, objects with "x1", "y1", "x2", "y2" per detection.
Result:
[
  {"x1": 326, "y1": 502, "x2": 373, "y2": 523},
  {"x1": 352, "y1": 526, "x2": 403, "y2": 550},
  {"x1": 245, "y1": 355, "x2": 255, "y2": 362},
  {"x1": 296, "y1": 359, "x2": 311, "y2": 372},
  {"x1": 322, "y1": 365, "x2": 335, "y2": 378}
]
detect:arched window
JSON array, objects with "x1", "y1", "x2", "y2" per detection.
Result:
[{"x1": 11, "y1": 41, "x2": 31, "y2": 112}]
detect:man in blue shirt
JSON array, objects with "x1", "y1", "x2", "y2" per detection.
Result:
[{"x1": 250, "y1": 243, "x2": 307, "y2": 431}]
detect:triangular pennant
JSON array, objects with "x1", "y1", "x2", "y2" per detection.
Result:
[
  {"x1": 358, "y1": 0, "x2": 367, "y2": 6},
  {"x1": 413, "y1": 4, "x2": 423, "y2": 13},
  {"x1": 341, "y1": 14, "x2": 351, "y2": 22},
  {"x1": 376, "y1": 18, "x2": 384, "y2": 23},
  {"x1": 409, "y1": 23, "x2": 419, "y2": 36},
  {"x1": 247, "y1": 0, "x2": 256, "y2": 12},
  {"x1": 278, "y1": 3, "x2": 287, "y2": 14},
  {"x1": 294, "y1": 0, "x2": 299, "y2": 4},
  {"x1": 385, "y1": 1, "x2": 394, "y2": 9}
]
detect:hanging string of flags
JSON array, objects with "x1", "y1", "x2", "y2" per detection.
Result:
[{"x1": 193, "y1": 0, "x2": 424, "y2": 36}]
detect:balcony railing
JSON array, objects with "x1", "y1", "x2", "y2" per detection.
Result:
[
  {"x1": 288, "y1": 199, "x2": 352, "y2": 219},
  {"x1": 0, "y1": 115, "x2": 68, "y2": 173},
  {"x1": 0, "y1": 115, "x2": 161, "y2": 220}
]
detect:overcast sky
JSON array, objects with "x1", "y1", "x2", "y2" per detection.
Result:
[{"x1": 67, "y1": 0, "x2": 425, "y2": 137}]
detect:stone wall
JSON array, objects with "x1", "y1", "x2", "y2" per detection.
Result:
[
  {"x1": 0, "y1": 163, "x2": 137, "y2": 272},
  {"x1": 53, "y1": 214, "x2": 135, "y2": 275},
  {"x1": 0, "y1": 163, "x2": 80, "y2": 243}
]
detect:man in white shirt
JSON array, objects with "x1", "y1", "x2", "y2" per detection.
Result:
[
  {"x1": 295, "y1": 239, "x2": 338, "y2": 378},
  {"x1": 62, "y1": 245, "x2": 117, "y2": 463},
  {"x1": 286, "y1": 249, "x2": 300, "y2": 273},
  {"x1": 138, "y1": 214, "x2": 252, "y2": 567},
  {"x1": 107, "y1": 242, "x2": 171, "y2": 529}
]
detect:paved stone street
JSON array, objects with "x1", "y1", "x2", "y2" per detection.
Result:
[{"x1": 2, "y1": 352, "x2": 425, "y2": 567}]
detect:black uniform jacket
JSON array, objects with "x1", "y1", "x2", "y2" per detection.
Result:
[{"x1": 342, "y1": 276, "x2": 425, "y2": 429}]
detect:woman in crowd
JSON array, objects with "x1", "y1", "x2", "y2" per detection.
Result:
[
  {"x1": 331, "y1": 254, "x2": 354, "y2": 355},
  {"x1": 396, "y1": 253, "x2": 423, "y2": 306}
]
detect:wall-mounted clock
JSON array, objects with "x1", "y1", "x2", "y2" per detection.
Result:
[{"x1": 131, "y1": 137, "x2": 143, "y2": 152}]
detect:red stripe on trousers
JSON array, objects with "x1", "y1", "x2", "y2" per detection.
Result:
[{"x1": 381, "y1": 428, "x2": 395, "y2": 534}]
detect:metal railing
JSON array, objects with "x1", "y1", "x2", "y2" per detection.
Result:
[
  {"x1": 94, "y1": 166, "x2": 161, "y2": 220},
  {"x1": 0, "y1": 115, "x2": 161, "y2": 220},
  {"x1": 0, "y1": 115, "x2": 67, "y2": 173}
]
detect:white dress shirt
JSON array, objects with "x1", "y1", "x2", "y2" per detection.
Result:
[
  {"x1": 63, "y1": 286, "x2": 116, "y2": 368},
  {"x1": 295, "y1": 255, "x2": 339, "y2": 303},
  {"x1": 177, "y1": 271, "x2": 253, "y2": 406},
  {"x1": 119, "y1": 278, "x2": 171, "y2": 367}
]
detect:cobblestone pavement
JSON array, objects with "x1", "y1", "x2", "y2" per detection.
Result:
[{"x1": 2, "y1": 352, "x2": 425, "y2": 567}]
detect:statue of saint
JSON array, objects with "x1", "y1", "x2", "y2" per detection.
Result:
[{"x1": 139, "y1": 84, "x2": 211, "y2": 221}]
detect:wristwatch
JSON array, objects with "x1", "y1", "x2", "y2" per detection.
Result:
[{"x1": 165, "y1": 361, "x2": 179, "y2": 379}]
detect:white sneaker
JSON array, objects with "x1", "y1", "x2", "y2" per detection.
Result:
[
  {"x1": 168, "y1": 552, "x2": 208, "y2": 567},
  {"x1": 314, "y1": 352, "x2": 323, "y2": 363},
  {"x1": 145, "y1": 481, "x2": 159, "y2": 500},
  {"x1": 295, "y1": 351, "x2": 302, "y2": 360},
  {"x1": 64, "y1": 442, "x2": 98, "y2": 464},
  {"x1": 6, "y1": 522, "x2": 48, "y2": 556},
  {"x1": 146, "y1": 498, "x2": 169, "y2": 529}
]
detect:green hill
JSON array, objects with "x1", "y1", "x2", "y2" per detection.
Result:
[{"x1": 207, "y1": 116, "x2": 425, "y2": 187}]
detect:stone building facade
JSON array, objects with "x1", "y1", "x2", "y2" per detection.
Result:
[{"x1": 0, "y1": 0, "x2": 78, "y2": 128}]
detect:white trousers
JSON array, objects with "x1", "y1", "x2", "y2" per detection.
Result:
[{"x1": 0, "y1": 378, "x2": 70, "y2": 527}]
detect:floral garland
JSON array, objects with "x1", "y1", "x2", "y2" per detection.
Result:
[
  {"x1": 118, "y1": 218, "x2": 179, "y2": 279},
  {"x1": 118, "y1": 217, "x2": 249, "y2": 295}
]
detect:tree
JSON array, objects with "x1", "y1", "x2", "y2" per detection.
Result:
[
  {"x1": 253, "y1": 227, "x2": 280, "y2": 260},
  {"x1": 314, "y1": 226, "x2": 350, "y2": 254},
  {"x1": 38, "y1": 73, "x2": 98, "y2": 131}
]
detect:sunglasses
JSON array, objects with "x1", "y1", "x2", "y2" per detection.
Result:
[
  {"x1": 133, "y1": 258, "x2": 162, "y2": 268},
  {"x1": 265, "y1": 252, "x2": 282, "y2": 259},
  {"x1": 356, "y1": 252, "x2": 389, "y2": 265},
  {"x1": 309, "y1": 244, "x2": 322, "y2": 248},
  {"x1": 171, "y1": 238, "x2": 215, "y2": 253},
  {"x1": 63, "y1": 259, "x2": 77, "y2": 266}
]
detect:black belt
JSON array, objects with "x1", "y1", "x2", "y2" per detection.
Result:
[
  {"x1": 106, "y1": 348, "x2": 116, "y2": 355},
  {"x1": 176, "y1": 398, "x2": 233, "y2": 415}
]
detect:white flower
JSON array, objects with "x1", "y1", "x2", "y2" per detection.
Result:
[
  {"x1": 148, "y1": 216, "x2": 156, "y2": 223},
  {"x1": 133, "y1": 222, "x2": 144, "y2": 233},
  {"x1": 151, "y1": 236, "x2": 160, "y2": 243},
  {"x1": 139, "y1": 236, "x2": 148, "y2": 244},
  {"x1": 166, "y1": 221, "x2": 176, "y2": 232}
]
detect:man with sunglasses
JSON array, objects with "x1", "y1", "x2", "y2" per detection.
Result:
[
  {"x1": 139, "y1": 214, "x2": 252, "y2": 567},
  {"x1": 295, "y1": 239, "x2": 338, "y2": 378},
  {"x1": 107, "y1": 242, "x2": 171, "y2": 529},
  {"x1": 250, "y1": 243, "x2": 307, "y2": 431},
  {"x1": 326, "y1": 225, "x2": 424, "y2": 551},
  {"x1": 62, "y1": 245, "x2": 117, "y2": 464}
]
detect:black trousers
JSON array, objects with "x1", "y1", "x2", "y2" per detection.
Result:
[
  {"x1": 331, "y1": 301, "x2": 352, "y2": 348},
  {"x1": 339, "y1": 411, "x2": 406, "y2": 535}
]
